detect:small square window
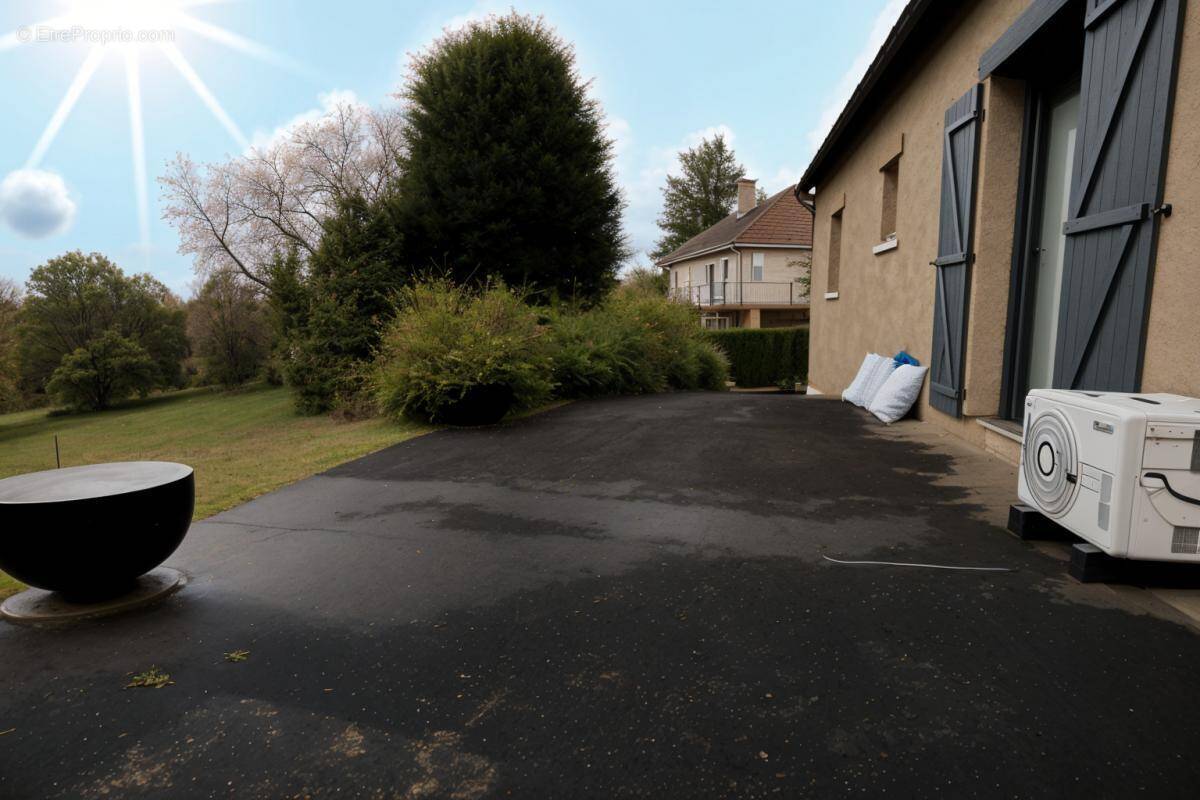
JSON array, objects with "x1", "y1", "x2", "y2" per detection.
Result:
[{"x1": 751, "y1": 253, "x2": 764, "y2": 281}]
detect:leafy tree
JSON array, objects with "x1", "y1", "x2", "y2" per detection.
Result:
[
  {"x1": 187, "y1": 270, "x2": 270, "y2": 387},
  {"x1": 45, "y1": 330, "x2": 158, "y2": 410},
  {"x1": 0, "y1": 278, "x2": 22, "y2": 412},
  {"x1": 18, "y1": 251, "x2": 188, "y2": 403},
  {"x1": 284, "y1": 194, "x2": 408, "y2": 413},
  {"x1": 396, "y1": 12, "x2": 625, "y2": 304},
  {"x1": 652, "y1": 134, "x2": 745, "y2": 259}
]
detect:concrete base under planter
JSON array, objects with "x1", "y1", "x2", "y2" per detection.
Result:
[{"x1": 1, "y1": 567, "x2": 186, "y2": 626}]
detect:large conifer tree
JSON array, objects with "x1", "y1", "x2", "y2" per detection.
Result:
[{"x1": 396, "y1": 13, "x2": 625, "y2": 303}]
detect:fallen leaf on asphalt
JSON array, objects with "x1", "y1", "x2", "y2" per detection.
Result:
[
  {"x1": 125, "y1": 667, "x2": 174, "y2": 689},
  {"x1": 0, "y1": 728, "x2": 15, "y2": 736},
  {"x1": 224, "y1": 650, "x2": 250, "y2": 663}
]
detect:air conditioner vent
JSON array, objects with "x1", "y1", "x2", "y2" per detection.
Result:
[{"x1": 1172, "y1": 527, "x2": 1200, "y2": 555}]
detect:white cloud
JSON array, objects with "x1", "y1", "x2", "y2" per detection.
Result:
[
  {"x1": 248, "y1": 89, "x2": 363, "y2": 151},
  {"x1": 804, "y1": 0, "x2": 907, "y2": 158},
  {"x1": 0, "y1": 169, "x2": 77, "y2": 238}
]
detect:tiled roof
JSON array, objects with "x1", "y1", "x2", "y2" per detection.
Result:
[{"x1": 655, "y1": 185, "x2": 814, "y2": 267}]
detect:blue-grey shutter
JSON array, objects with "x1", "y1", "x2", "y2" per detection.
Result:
[
  {"x1": 929, "y1": 85, "x2": 983, "y2": 417},
  {"x1": 1053, "y1": 0, "x2": 1184, "y2": 391}
]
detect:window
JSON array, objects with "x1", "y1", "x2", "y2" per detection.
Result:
[
  {"x1": 721, "y1": 258, "x2": 729, "y2": 280},
  {"x1": 827, "y1": 208, "x2": 843, "y2": 299},
  {"x1": 877, "y1": 155, "x2": 900, "y2": 254},
  {"x1": 673, "y1": 270, "x2": 679, "y2": 288},
  {"x1": 751, "y1": 252, "x2": 764, "y2": 281}
]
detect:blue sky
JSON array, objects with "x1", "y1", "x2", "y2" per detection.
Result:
[{"x1": 0, "y1": 0, "x2": 905, "y2": 296}]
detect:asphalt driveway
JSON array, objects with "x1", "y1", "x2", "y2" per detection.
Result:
[{"x1": 3, "y1": 393, "x2": 1200, "y2": 798}]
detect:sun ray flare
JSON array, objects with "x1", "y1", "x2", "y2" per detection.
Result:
[
  {"x1": 159, "y1": 42, "x2": 249, "y2": 150},
  {"x1": 124, "y1": 51, "x2": 151, "y2": 250},
  {"x1": 175, "y1": 12, "x2": 314, "y2": 77},
  {"x1": 26, "y1": 46, "x2": 106, "y2": 168}
]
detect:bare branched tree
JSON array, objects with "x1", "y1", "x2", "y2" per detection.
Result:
[{"x1": 161, "y1": 101, "x2": 404, "y2": 292}]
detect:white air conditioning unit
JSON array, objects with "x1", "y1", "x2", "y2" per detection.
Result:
[{"x1": 1018, "y1": 390, "x2": 1200, "y2": 561}]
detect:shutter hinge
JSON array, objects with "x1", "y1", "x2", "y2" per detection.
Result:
[{"x1": 1153, "y1": 203, "x2": 1173, "y2": 218}]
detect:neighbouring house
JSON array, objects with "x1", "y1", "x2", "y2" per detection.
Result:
[
  {"x1": 658, "y1": 179, "x2": 814, "y2": 329},
  {"x1": 798, "y1": 0, "x2": 1199, "y2": 462}
]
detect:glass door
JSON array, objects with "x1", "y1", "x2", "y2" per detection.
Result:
[{"x1": 1025, "y1": 87, "x2": 1079, "y2": 392}]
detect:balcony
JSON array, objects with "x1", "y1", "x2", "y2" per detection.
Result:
[{"x1": 668, "y1": 282, "x2": 809, "y2": 308}]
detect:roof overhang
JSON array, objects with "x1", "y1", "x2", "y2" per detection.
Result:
[
  {"x1": 797, "y1": 0, "x2": 941, "y2": 195},
  {"x1": 656, "y1": 242, "x2": 812, "y2": 268}
]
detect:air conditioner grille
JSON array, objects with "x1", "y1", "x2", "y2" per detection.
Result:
[
  {"x1": 1172, "y1": 528, "x2": 1200, "y2": 555},
  {"x1": 1023, "y1": 409, "x2": 1079, "y2": 517}
]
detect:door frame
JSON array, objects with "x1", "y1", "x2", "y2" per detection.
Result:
[{"x1": 998, "y1": 77, "x2": 1080, "y2": 421}]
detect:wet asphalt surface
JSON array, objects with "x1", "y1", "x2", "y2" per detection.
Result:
[{"x1": 3, "y1": 393, "x2": 1200, "y2": 798}]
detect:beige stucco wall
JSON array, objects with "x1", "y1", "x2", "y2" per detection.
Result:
[
  {"x1": 1141, "y1": 7, "x2": 1200, "y2": 398},
  {"x1": 667, "y1": 246, "x2": 811, "y2": 328},
  {"x1": 667, "y1": 247, "x2": 810, "y2": 289},
  {"x1": 807, "y1": 0, "x2": 1200, "y2": 447}
]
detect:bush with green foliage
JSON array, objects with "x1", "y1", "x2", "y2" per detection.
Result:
[
  {"x1": 620, "y1": 266, "x2": 669, "y2": 296},
  {"x1": 45, "y1": 330, "x2": 158, "y2": 410},
  {"x1": 374, "y1": 281, "x2": 553, "y2": 424},
  {"x1": 280, "y1": 195, "x2": 408, "y2": 413},
  {"x1": 396, "y1": 13, "x2": 625, "y2": 304},
  {"x1": 547, "y1": 284, "x2": 728, "y2": 398},
  {"x1": 18, "y1": 251, "x2": 188, "y2": 408},
  {"x1": 704, "y1": 327, "x2": 809, "y2": 388}
]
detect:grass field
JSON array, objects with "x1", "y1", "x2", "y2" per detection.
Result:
[{"x1": 0, "y1": 384, "x2": 429, "y2": 599}]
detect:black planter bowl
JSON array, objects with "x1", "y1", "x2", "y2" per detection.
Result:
[
  {"x1": 436, "y1": 383, "x2": 516, "y2": 427},
  {"x1": 0, "y1": 462, "x2": 194, "y2": 601}
]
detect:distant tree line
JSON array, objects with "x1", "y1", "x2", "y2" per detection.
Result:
[{"x1": 0, "y1": 14, "x2": 739, "y2": 417}]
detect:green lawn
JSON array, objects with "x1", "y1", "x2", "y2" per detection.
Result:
[{"x1": 0, "y1": 384, "x2": 430, "y2": 599}]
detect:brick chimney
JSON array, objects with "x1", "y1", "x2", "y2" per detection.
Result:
[{"x1": 736, "y1": 178, "x2": 757, "y2": 217}]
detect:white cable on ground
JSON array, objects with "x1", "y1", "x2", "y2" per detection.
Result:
[{"x1": 821, "y1": 554, "x2": 1013, "y2": 572}]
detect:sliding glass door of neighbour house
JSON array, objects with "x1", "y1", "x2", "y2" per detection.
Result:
[
  {"x1": 1025, "y1": 86, "x2": 1079, "y2": 393},
  {"x1": 707, "y1": 263, "x2": 724, "y2": 304}
]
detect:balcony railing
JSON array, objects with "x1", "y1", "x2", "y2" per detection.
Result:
[{"x1": 668, "y1": 282, "x2": 808, "y2": 307}]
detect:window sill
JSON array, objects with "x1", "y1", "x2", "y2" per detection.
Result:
[
  {"x1": 824, "y1": 292, "x2": 840, "y2": 300},
  {"x1": 873, "y1": 238, "x2": 899, "y2": 255}
]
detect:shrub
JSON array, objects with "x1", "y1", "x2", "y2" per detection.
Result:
[
  {"x1": 282, "y1": 196, "x2": 408, "y2": 414},
  {"x1": 374, "y1": 281, "x2": 552, "y2": 424},
  {"x1": 705, "y1": 327, "x2": 809, "y2": 388},
  {"x1": 548, "y1": 286, "x2": 728, "y2": 397}
]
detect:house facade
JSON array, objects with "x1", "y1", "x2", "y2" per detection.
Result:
[
  {"x1": 658, "y1": 180, "x2": 813, "y2": 329},
  {"x1": 799, "y1": 0, "x2": 1199, "y2": 462}
]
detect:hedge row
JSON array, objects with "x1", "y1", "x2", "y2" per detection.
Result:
[{"x1": 705, "y1": 327, "x2": 809, "y2": 387}]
